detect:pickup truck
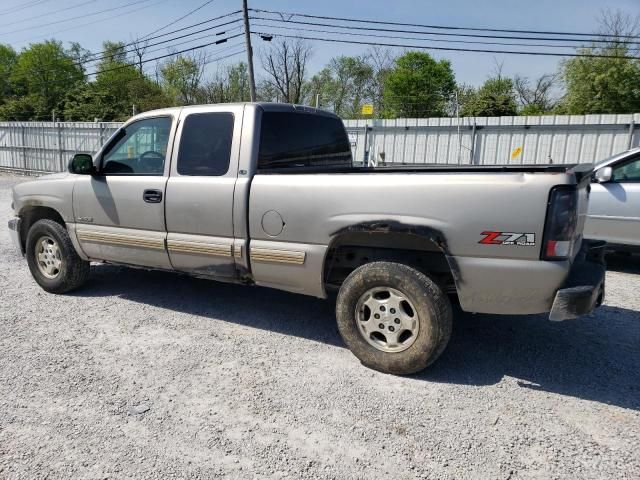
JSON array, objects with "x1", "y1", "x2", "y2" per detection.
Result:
[{"x1": 8, "y1": 103, "x2": 606, "y2": 375}]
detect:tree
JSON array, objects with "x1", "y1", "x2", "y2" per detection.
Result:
[
  {"x1": 308, "y1": 55, "x2": 373, "y2": 118},
  {"x1": 161, "y1": 53, "x2": 205, "y2": 105},
  {"x1": 201, "y1": 62, "x2": 251, "y2": 104},
  {"x1": 364, "y1": 47, "x2": 395, "y2": 116},
  {"x1": 514, "y1": 74, "x2": 558, "y2": 115},
  {"x1": 382, "y1": 51, "x2": 456, "y2": 118},
  {"x1": 460, "y1": 75, "x2": 518, "y2": 117},
  {"x1": 10, "y1": 40, "x2": 84, "y2": 119},
  {"x1": 67, "y1": 42, "x2": 92, "y2": 75},
  {"x1": 62, "y1": 40, "x2": 170, "y2": 121},
  {"x1": 560, "y1": 10, "x2": 640, "y2": 114},
  {"x1": 0, "y1": 44, "x2": 17, "y2": 101},
  {"x1": 131, "y1": 37, "x2": 149, "y2": 74},
  {"x1": 260, "y1": 39, "x2": 311, "y2": 104}
]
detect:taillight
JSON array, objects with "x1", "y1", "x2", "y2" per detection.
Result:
[{"x1": 542, "y1": 186, "x2": 578, "y2": 260}]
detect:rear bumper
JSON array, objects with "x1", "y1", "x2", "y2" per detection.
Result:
[
  {"x1": 8, "y1": 217, "x2": 23, "y2": 255},
  {"x1": 549, "y1": 240, "x2": 606, "y2": 321}
]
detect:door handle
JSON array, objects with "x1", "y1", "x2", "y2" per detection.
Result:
[{"x1": 143, "y1": 189, "x2": 163, "y2": 203}]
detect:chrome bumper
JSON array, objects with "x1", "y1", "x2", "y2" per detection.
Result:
[{"x1": 8, "y1": 217, "x2": 23, "y2": 254}]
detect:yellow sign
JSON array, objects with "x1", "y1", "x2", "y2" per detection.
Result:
[
  {"x1": 511, "y1": 146, "x2": 523, "y2": 160},
  {"x1": 361, "y1": 104, "x2": 374, "y2": 115}
]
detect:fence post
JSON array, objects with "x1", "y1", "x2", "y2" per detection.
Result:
[
  {"x1": 57, "y1": 121, "x2": 63, "y2": 171},
  {"x1": 363, "y1": 124, "x2": 369, "y2": 165},
  {"x1": 628, "y1": 120, "x2": 636, "y2": 149},
  {"x1": 21, "y1": 124, "x2": 26, "y2": 171},
  {"x1": 469, "y1": 120, "x2": 477, "y2": 165}
]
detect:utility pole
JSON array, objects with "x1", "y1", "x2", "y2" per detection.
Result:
[
  {"x1": 242, "y1": 0, "x2": 257, "y2": 102},
  {"x1": 315, "y1": 94, "x2": 320, "y2": 109}
]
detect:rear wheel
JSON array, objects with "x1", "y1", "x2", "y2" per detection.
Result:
[
  {"x1": 336, "y1": 261, "x2": 452, "y2": 375},
  {"x1": 25, "y1": 219, "x2": 90, "y2": 294}
]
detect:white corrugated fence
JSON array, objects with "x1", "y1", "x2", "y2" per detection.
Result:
[{"x1": 0, "y1": 114, "x2": 638, "y2": 174}]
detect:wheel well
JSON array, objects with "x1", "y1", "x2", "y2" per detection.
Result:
[
  {"x1": 323, "y1": 231, "x2": 458, "y2": 295},
  {"x1": 19, "y1": 206, "x2": 65, "y2": 252}
]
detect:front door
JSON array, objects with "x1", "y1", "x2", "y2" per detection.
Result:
[
  {"x1": 587, "y1": 154, "x2": 640, "y2": 246},
  {"x1": 164, "y1": 105, "x2": 243, "y2": 278},
  {"x1": 73, "y1": 115, "x2": 176, "y2": 269}
]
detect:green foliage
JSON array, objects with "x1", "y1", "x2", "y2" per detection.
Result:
[
  {"x1": 161, "y1": 55, "x2": 203, "y2": 105},
  {"x1": 61, "y1": 41, "x2": 171, "y2": 121},
  {"x1": 8, "y1": 40, "x2": 84, "y2": 119},
  {"x1": 382, "y1": 51, "x2": 456, "y2": 118},
  {"x1": 308, "y1": 56, "x2": 374, "y2": 118},
  {"x1": 561, "y1": 46, "x2": 640, "y2": 114},
  {"x1": 460, "y1": 76, "x2": 518, "y2": 117},
  {"x1": 202, "y1": 62, "x2": 251, "y2": 103},
  {"x1": 0, "y1": 44, "x2": 17, "y2": 101},
  {"x1": 0, "y1": 95, "x2": 38, "y2": 121}
]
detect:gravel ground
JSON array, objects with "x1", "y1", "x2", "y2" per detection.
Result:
[{"x1": 0, "y1": 173, "x2": 639, "y2": 480}]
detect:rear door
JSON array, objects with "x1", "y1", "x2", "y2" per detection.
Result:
[
  {"x1": 73, "y1": 115, "x2": 176, "y2": 268},
  {"x1": 164, "y1": 105, "x2": 243, "y2": 278},
  {"x1": 587, "y1": 154, "x2": 640, "y2": 246}
]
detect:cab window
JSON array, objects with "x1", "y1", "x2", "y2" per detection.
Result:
[
  {"x1": 611, "y1": 157, "x2": 640, "y2": 183},
  {"x1": 176, "y1": 113, "x2": 234, "y2": 176},
  {"x1": 101, "y1": 117, "x2": 172, "y2": 175}
]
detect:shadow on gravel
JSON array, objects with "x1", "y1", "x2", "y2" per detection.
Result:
[
  {"x1": 421, "y1": 306, "x2": 640, "y2": 411},
  {"x1": 76, "y1": 264, "x2": 639, "y2": 411}
]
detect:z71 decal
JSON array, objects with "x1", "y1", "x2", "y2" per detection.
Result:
[{"x1": 479, "y1": 231, "x2": 536, "y2": 246}]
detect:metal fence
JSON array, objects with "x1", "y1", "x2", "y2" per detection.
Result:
[
  {"x1": 1, "y1": 114, "x2": 638, "y2": 174},
  {"x1": 0, "y1": 122, "x2": 120, "y2": 174},
  {"x1": 344, "y1": 113, "x2": 639, "y2": 166}
]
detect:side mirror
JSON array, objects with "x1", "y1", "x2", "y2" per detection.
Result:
[
  {"x1": 69, "y1": 153, "x2": 95, "y2": 175},
  {"x1": 594, "y1": 166, "x2": 612, "y2": 183}
]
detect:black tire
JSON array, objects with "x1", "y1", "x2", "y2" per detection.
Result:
[
  {"x1": 25, "y1": 219, "x2": 90, "y2": 294},
  {"x1": 336, "y1": 261, "x2": 452, "y2": 375}
]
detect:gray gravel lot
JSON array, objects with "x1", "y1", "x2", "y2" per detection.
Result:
[{"x1": 0, "y1": 173, "x2": 639, "y2": 479}]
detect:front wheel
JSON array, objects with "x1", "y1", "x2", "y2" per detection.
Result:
[
  {"x1": 336, "y1": 262, "x2": 452, "y2": 375},
  {"x1": 25, "y1": 219, "x2": 90, "y2": 294}
]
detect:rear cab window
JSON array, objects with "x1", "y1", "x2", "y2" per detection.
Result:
[{"x1": 258, "y1": 111, "x2": 353, "y2": 171}]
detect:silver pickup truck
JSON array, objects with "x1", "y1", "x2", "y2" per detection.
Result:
[{"x1": 8, "y1": 103, "x2": 605, "y2": 374}]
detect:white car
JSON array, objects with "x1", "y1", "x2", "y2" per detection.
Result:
[{"x1": 584, "y1": 147, "x2": 640, "y2": 250}]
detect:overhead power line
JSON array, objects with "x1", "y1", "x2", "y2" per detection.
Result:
[
  {"x1": 251, "y1": 31, "x2": 640, "y2": 60},
  {"x1": 0, "y1": 0, "x2": 99, "y2": 28},
  {"x1": 0, "y1": 0, "x2": 52, "y2": 16},
  {"x1": 84, "y1": 32, "x2": 244, "y2": 77},
  {"x1": 250, "y1": 8, "x2": 640, "y2": 41},
  {"x1": 250, "y1": 15, "x2": 640, "y2": 46},
  {"x1": 140, "y1": 0, "x2": 217, "y2": 40},
  {"x1": 80, "y1": 10, "x2": 242, "y2": 62},
  {"x1": 0, "y1": 0, "x2": 158, "y2": 37},
  {"x1": 77, "y1": 18, "x2": 243, "y2": 67},
  {"x1": 19, "y1": 0, "x2": 171, "y2": 43},
  {"x1": 250, "y1": 21, "x2": 588, "y2": 50}
]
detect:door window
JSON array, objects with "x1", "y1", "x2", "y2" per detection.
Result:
[
  {"x1": 177, "y1": 113, "x2": 234, "y2": 176},
  {"x1": 611, "y1": 157, "x2": 640, "y2": 183},
  {"x1": 101, "y1": 117, "x2": 172, "y2": 175}
]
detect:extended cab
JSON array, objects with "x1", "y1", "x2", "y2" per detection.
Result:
[{"x1": 8, "y1": 103, "x2": 605, "y2": 374}]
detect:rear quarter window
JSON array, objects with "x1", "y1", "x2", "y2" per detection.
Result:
[{"x1": 258, "y1": 111, "x2": 352, "y2": 171}]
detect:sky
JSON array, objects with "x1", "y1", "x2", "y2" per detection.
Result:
[{"x1": 2, "y1": 0, "x2": 639, "y2": 86}]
